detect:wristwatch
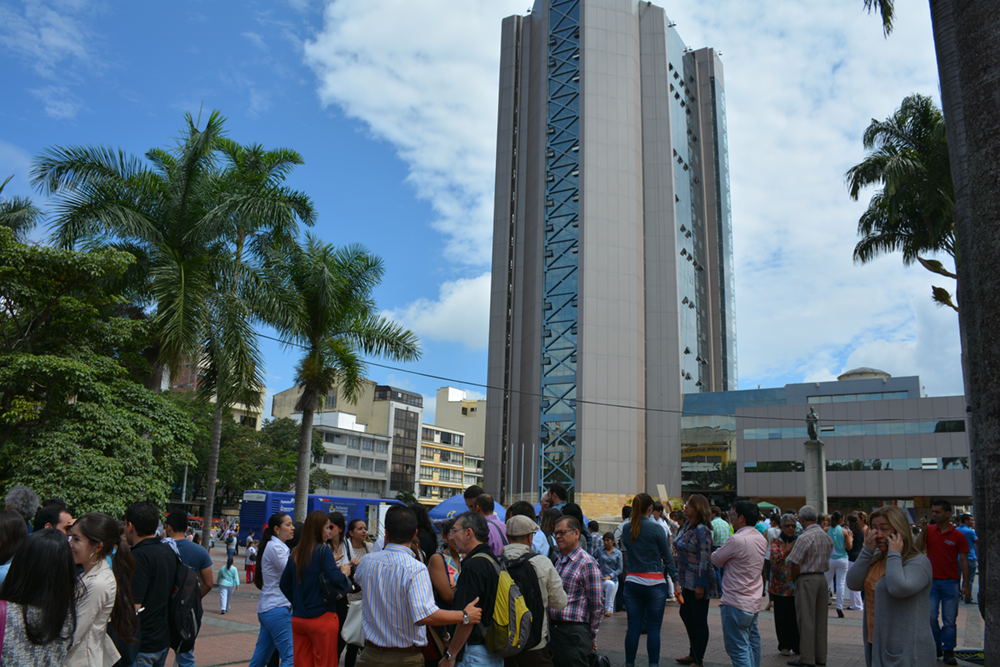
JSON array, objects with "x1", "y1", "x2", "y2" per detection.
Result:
[
  {"x1": 444, "y1": 650, "x2": 454, "y2": 660},
  {"x1": 462, "y1": 610, "x2": 471, "y2": 625}
]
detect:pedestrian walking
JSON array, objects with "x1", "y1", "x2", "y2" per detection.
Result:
[
  {"x1": 711, "y1": 497, "x2": 767, "y2": 667},
  {"x1": 845, "y1": 506, "x2": 934, "y2": 667},
  {"x1": 246, "y1": 540, "x2": 258, "y2": 583},
  {"x1": 769, "y1": 513, "x2": 800, "y2": 657},
  {"x1": 915, "y1": 499, "x2": 969, "y2": 665},
  {"x1": 249, "y1": 512, "x2": 295, "y2": 667},
  {"x1": 218, "y1": 557, "x2": 241, "y2": 614},
  {"x1": 674, "y1": 494, "x2": 717, "y2": 667},
  {"x1": 711, "y1": 506, "x2": 733, "y2": 595},
  {"x1": 825, "y1": 511, "x2": 853, "y2": 618},
  {"x1": 785, "y1": 505, "x2": 833, "y2": 667},
  {"x1": 955, "y1": 514, "x2": 977, "y2": 604}
]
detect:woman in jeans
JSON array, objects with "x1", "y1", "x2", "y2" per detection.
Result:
[
  {"x1": 280, "y1": 511, "x2": 352, "y2": 667},
  {"x1": 622, "y1": 493, "x2": 679, "y2": 667},
  {"x1": 594, "y1": 532, "x2": 623, "y2": 616},
  {"x1": 674, "y1": 494, "x2": 717, "y2": 667},
  {"x1": 249, "y1": 513, "x2": 295, "y2": 666}
]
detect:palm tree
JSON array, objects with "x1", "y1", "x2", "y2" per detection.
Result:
[
  {"x1": 0, "y1": 175, "x2": 42, "y2": 241},
  {"x1": 31, "y1": 112, "x2": 313, "y2": 542},
  {"x1": 845, "y1": 94, "x2": 957, "y2": 310},
  {"x1": 274, "y1": 235, "x2": 421, "y2": 521}
]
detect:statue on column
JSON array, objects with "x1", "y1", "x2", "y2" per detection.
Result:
[{"x1": 806, "y1": 407, "x2": 820, "y2": 441}]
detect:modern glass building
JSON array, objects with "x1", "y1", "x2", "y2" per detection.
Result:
[
  {"x1": 680, "y1": 369, "x2": 971, "y2": 512},
  {"x1": 485, "y1": 0, "x2": 737, "y2": 517}
]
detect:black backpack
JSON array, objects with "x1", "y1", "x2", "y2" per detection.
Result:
[
  {"x1": 544, "y1": 533, "x2": 558, "y2": 565},
  {"x1": 168, "y1": 553, "x2": 204, "y2": 653},
  {"x1": 500, "y1": 552, "x2": 545, "y2": 652}
]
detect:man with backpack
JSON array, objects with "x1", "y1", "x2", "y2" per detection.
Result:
[
  {"x1": 549, "y1": 516, "x2": 604, "y2": 666},
  {"x1": 443, "y1": 511, "x2": 502, "y2": 667},
  {"x1": 501, "y1": 515, "x2": 568, "y2": 667},
  {"x1": 126, "y1": 501, "x2": 178, "y2": 667}
]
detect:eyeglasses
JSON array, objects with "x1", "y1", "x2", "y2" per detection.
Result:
[{"x1": 553, "y1": 529, "x2": 576, "y2": 537}]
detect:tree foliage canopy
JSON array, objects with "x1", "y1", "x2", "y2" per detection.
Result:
[{"x1": 0, "y1": 229, "x2": 195, "y2": 515}]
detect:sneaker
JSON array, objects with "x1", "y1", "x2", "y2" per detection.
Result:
[
  {"x1": 943, "y1": 650, "x2": 957, "y2": 666},
  {"x1": 780, "y1": 649, "x2": 791, "y2": 656},
  {"x1": 938, "y1": 648, "x2": 944, "y2": 659}
]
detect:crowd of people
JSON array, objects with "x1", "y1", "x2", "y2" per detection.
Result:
[{"x1": 0, "y1": 481, "x2": 980, "y2": 667}]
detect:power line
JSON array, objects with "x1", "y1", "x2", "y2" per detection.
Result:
[{"x1": 256, "y1": 331, "x2": 965, "y2": 426}]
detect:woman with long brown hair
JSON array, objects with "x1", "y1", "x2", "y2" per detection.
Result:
[
  {"x1": 280, "y1": 510, "x2": 352, "y2": 667},
  {"x1": 65, "y1": 513, "x2": 137, "y2": 666},
  {"x1": 621, "y1": 492, "x2": 679, "y2": 667},
  {"x1": 673, "y1": 494, "x2": 717, "y2": 667},
  {"x1": 846, "y1": 506, "x2": 934, "y2": 667},
  {"x1": 249, "y1": 512, "x2": 295, "y2": 666}
]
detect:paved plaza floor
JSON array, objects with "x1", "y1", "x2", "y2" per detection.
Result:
[{"x1": 181, "y1": 550, "x2": 983, "y2": 667}]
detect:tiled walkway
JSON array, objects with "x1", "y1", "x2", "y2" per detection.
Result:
[{"x1": 182, "y1": 550, "x2": 983, "y2": 667}]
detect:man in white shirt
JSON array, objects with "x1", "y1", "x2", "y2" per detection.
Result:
[{"x1": 652, "y1": 501, "x2": 676, "y2": 599}]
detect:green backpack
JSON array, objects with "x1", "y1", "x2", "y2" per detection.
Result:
[{"x1": 471, "y1": 553, "x2": 533, "y2": 658}]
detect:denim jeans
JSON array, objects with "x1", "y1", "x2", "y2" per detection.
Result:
[
  {"x1": 624, "y1": 581, "x2": 668, "y2": 667},
  {"x1": 133, "y1": 648, "x2": 169, "y2": 667},
  {"x1": 174, "y1": 650, "x2": 196, "y2": 667},
  {"x1": 964, "y1": 560, "x2": 977, "y2": 602},
  {"x1": 456, "y1": 643, "x2": 504, "y2": 667},
  {"x1": 720, "y1": 605, "x2": 761, "y2": 667},
  {"x1": 930, "y1": 578, "x2": 960, "y2": 652},
  {"x1": 249, "y1": 605, "x2": 294, "y2": 666}
]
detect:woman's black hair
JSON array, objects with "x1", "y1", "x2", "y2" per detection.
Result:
[
  {"x1": 327, "y1": 511, "x2": 346, "y2": 545},
  {"x1": 409, "y1": 502, "x2": 436, "y2": 535},
  {"x1": 0, "y1": 509, "x2": 28, "y2": 565},
  {"x1": 254, "y1": 512, "x2": 290, "y2": 591},
  {"x1": 226, "y1": 557, "x2": 234, "y2": 569},
  {"x1": 0, "y1": 528, "x2": 78, "y2": 644},
  {"x1": 72, "y1": 513, "x2": 137, "y2": 645}
]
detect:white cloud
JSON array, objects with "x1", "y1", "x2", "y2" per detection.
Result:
[
  {"x1": 0, "y1": 1, "x2": 91, "y2": 77},
  {"x1": 303, "y1": 0, "x2": 525, "y2": 266},
  {"x1": 242, "y1": 31, "x2": 269, "y2": 52},
  {"x1": 30, "y1": 85, "x2": 85, "y2": 119},
  {"x1": 382, "y1": 273, "x2": 491, "y2": 349}
]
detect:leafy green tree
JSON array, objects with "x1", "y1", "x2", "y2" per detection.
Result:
[
  {"x1": 0, "y1": 176, "x2": 42, "y2": 241},
  {"x1": 0, "y1": 229, "x2": 195, "y2": 515},
  {"x1": 846, "y1": 94, "x2": 957, "y2": 310},
  {"x1": 273, "y1": 236, "x2": 421, "y2": 520}
]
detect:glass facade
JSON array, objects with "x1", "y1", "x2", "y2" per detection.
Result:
[
  {"x1": 745, "y1": 457, "x2": 969, "y2": 472},
  {"x1": 539, "y1": 0, "x2": 580, "y2": 499},
  {"x1": 743, "y1": 420, "x2": 965, "y2": 440},
  {"x1": 390, "y1": 407, "x2": 419, "y2": 491},
  {"x1": 710, "y1": 75, "x2": 737, "y2": 390}
]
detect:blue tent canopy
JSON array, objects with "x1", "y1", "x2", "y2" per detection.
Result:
[
  {"x1": 534, "y1": 503, "x2": 590, "y2": 527},
  {"x1": 428, "y1": 495, "x2": 507, "y2": 523}
]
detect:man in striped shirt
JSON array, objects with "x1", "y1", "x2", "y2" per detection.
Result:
[
  {"x1": 549, "y1": 515, "x2": 604, "y2": 666},
  {"x1": 355, "y1": 506, "x2": 482, "y2": 667}
]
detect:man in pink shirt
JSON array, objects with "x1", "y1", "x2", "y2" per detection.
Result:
[
  {"x1": 472, "y1": 493, "x2": 508, "y2": 556},
  {"x1": 711, "y1": 497, "x2": 767, "y2": 667}
]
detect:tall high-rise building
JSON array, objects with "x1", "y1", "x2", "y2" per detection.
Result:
[{"x1": 485, "y1": 0, "x2": 736, "y2": 516}]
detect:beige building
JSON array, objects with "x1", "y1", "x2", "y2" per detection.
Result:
[
  {"x1": 434, "y1": 387, "x2": 486, "y2": 458},
  {"x1": 170, "y1": 358, "x2": 264, "y2": 430},
  {"x1": 418, "y1": 424, "x2": 467, "y2": 505},
  {"x1": 272, "y1": 381, "x2": 423, "y2": 494}
]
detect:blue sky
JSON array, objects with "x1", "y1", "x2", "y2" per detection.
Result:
[{"x1": 1, "y1": 0, "x2": 962, "y2": 423}]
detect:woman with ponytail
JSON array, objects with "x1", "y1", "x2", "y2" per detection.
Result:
[
  {"x1": 249, "y1": 512, "x2": 295, "y2": 666},
  {"x1": 65, "y1": 512, "x2": 137, "y2": 666},
  {"x1": 621, "y1": 493, "x2": 679, "y2": 667}
]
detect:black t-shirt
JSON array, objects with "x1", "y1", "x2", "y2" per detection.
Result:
[
  {"x1": 417, "y1": 528, "x2": 437, "y2": 561},
  {"x1": 131, "y1": 537, "x2": 178, "y2": 653},
  {"x1": 453, "y1": 543, "x2": 498, "y2": 648}
]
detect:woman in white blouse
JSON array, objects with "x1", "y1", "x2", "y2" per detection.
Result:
[
  {"x1": 249, "y1": 512, "x2": 295, "y2": 666},
  {"x1": 65, "y1": 513, "x2": 137, "y2": 667}
]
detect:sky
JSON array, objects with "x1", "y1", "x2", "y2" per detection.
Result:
[{"x1": 0, "y1": 0, "x2": 962, "y2": 424}]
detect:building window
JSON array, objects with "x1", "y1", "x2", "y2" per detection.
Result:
[
  {"x1": 330, "y1": 476, "x2": 349, "y2": 490},
  {"x1": 361, "y1": 458, "x2": 373, "y2": 471},
  {"x1": 454, "y1": 434, "x2": 463, "y2": 447},
  {"x1": 439, "y1": 450, "x2": 452, "y2": 463},
  {"x1": 324, "y1": 433, "x2": 338, "y2": 443},
  {"x1": 441, "y1": 432, "x2": 452, "y2": 445},
  {"x1": 421, "y1": 449, "x2": 435, "y2": 461},
  {"x1": 348, "y1": 437, "x2": 361, "y2": 450},
  {"x1": 362, "y1": 438, "x2": 374, "y2": 451},
  {"x1": 376, "y1": 441, "x2": 388, "y2": 454},
  {"x1": 239, "y1": 415, "x2": 258, "y2": 429},
  {"x1": 374, "y1": 460, "x2": 387, "y2": 473},
  {"x1": 346, "y1": 456, "x2": 359, "y2": 469},
  {"x1": 420, "y1": 466, "x2": 434, "y2": 480}
]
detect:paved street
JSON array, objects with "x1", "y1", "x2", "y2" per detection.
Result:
[{"x1": 182, "y1": 550, "x2": 983, "y2": 667}]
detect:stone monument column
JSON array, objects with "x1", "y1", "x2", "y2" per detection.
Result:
[{"x1": 804, "y1": 407, "x2": 827, "y2": 514}]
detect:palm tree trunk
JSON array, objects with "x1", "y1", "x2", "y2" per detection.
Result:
[
  {"x1": 294, "y1": 407, "x2": 315, "y2": 522},
  {"x1": 929, "y1": 1, "x2": 1000, "y2": 659},
  {"x1": 201, "y1": 401, "x2": 225, "y2": 548}
]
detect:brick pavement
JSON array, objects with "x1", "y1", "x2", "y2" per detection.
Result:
[{"x1": 185, "y1": 549, "x2": 983, "y2": 667}]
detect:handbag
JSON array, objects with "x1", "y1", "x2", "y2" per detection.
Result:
[
  {"x1": 318, "y1": 568, "x2": 338, "y2": 606},
  {"x1": 341, "y1": 598, "x2": 365, "y2": 646}
]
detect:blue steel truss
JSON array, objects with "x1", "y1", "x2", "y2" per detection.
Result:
[{"x1": 540, "y1": 0, "x2": 580, "y2": 499}]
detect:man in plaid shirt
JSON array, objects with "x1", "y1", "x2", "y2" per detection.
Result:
[{"x1": 549, "y1": 515, "x2": 604, "y2": 666}]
